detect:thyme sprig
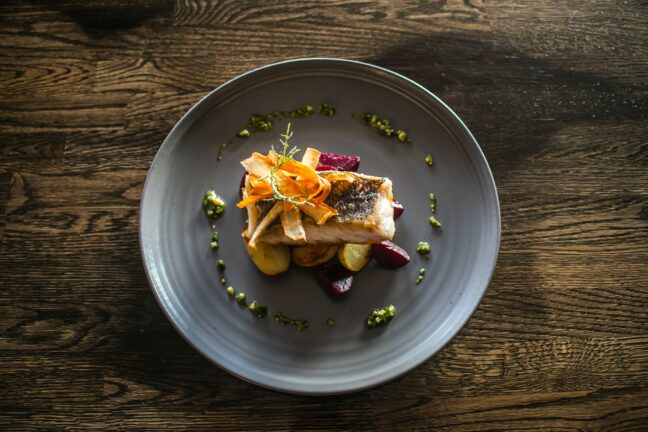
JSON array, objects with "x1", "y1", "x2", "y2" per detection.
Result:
[
  {"x1": 260, "y1": 123, "x2": 312, "y2": 206},
  {"x1": 271, "y1": 122, "x2": 300, "y2": 169}
]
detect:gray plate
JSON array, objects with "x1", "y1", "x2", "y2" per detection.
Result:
[{"x1": 139, "y1": 58, "x2": 500, "y2": 395}]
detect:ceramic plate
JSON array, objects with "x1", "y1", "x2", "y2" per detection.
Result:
[{"x1": 139, "y1": 58, "x2": 500, "y2": 394}]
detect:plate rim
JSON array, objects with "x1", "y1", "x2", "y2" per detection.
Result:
[{"x1": 139, "y1": 57, "x2": 501, "y2": 395}]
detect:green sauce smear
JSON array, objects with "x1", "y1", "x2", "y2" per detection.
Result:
[
  {"x1": 217, "y1": 103, "x2": 335, "y2": 161},
  {"x1": 237, "y1": 105, "x2": 315, "y2": 138},
  {"x1": 356, "y1": 112, "x2": 412, "y2": 143},
  {"x1": 366, "y1": 305, "x2": 397, "y2": 329},
  {"x1": 318, "y1": 103, "x2": 336, "y2": 117},
  {"x1": 274, "y1": 312, "x2": 309, "y2": 332}
]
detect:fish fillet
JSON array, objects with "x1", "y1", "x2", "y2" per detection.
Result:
[{"x1": 248, "y1": 171, "x2": 395, "y2": 245}]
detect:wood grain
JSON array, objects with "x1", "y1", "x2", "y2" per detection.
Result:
[{"x1": 1, "y1": 0, "x2": 647, "y2": 430}]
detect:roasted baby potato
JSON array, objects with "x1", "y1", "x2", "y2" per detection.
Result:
[
  {"x1": 244, "y1": 238, "x2": 291, "y2": 276},
  {"x1": 291, "y1": 244, "x2": 338, "y2": 268},
  {"x1": 338, "y1": 243, "x2": 372, "y2": 272}
]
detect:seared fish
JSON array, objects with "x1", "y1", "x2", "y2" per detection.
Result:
[{"x1": 255, "y1": 171, "x2": 395, "y2": 245}]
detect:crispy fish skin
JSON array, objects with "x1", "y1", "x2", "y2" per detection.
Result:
[{"x1": 257, "y1": 172, "x2": 395, "y2": 245}]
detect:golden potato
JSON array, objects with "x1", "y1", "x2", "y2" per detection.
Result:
[
  {"x1": 338, "y1": 243, "x2": 372, "y2": 272},
  {"x1": 244, "y1": 238, "x2": 291, "y2": 276},
  {"x1": 291, "y1": 244, "x2": 338, "y2": 267}
]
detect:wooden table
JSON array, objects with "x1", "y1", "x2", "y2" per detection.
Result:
[{"x1": 2, "y1": 1, "x2": 647, "y2": 430}]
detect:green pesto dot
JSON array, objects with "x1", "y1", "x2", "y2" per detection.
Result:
[
  {"x1": 247, "y1": 301, "x2": 268, "y2": 318},
  {"x1": 235, "y1": 292, "x2": 246, "y2": 304},
  {"x1": 202, "y1": 191, "x2": 225, "y2": 220},
  {"x1": 416, "y1": 241, "x2": 431, "y2": 255},
  {"x1": 429, "y1": 216, "x2": 442, "y2": 228},
  {"x1": 416, "y1": 269, "x2": 425, "y2": 285}
]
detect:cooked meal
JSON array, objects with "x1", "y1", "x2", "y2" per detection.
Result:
[
  {"x1": 234, "y1": 124, "x2": 409, "y2": 300},
  {"x1": 237, "y1": 123, "x2": 395, "y2": 246}
]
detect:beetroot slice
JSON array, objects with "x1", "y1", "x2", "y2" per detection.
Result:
[
  {"x1": 319, "y1": 153, "x2": 360, "y2": 172},
  {"x1": 327, "y1": 275, "x2": 353, "y2": 297},
  {"x1": 316, "y1": 164, "x2": 336, "y2": 171},
  {"x1": 392, "y1": 200, "x2": 404, "y2": 218},
  {"x1": 372, "y1": 241, "x2": 410, "y2": 268},
  {"x1": 313, "y1": 259, "x2": 354, "y2": 297}
]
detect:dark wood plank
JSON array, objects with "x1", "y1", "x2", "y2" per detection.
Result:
[
  {"x1": 0, "y1": 95, "x2": 129, "y2": 132},
  {"x1": 1, "y1": 0, "x2": 648, "y2": 430},
  {"x1": 172, "y1": 0, "x2": 490, "y2": 31}
]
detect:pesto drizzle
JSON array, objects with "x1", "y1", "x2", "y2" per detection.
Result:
[
  {"x1": 210, "y1": 230, "x2": 219, "y2": 250},
  {"x1": 366, "y1": 305, "x2": 397, "y2": 329},
  {"x1": 356, "y1": 112, "x2": 412, "y2": 143},
  {"x1": 217, "y1": 140, "x2": 232, "y2": 161},
  {"x1": 274, "y1": 312, "x2": 309, "y2": 332},
  {"x1": 237, "y1": 105, "x2": 315, "y2": 138},
  {"x1": 416, "y1": 268, "x2": 425, "y2": 285},
  {"x1": 235, "y1": 292, "x2": 246, "y2": 304},
  {"x1": 227, "y1": 287, "x2": 267, "y2": 319},
  {"x1": 429, "y1": 193, "x2": 436, "y2": 213},
  {"x1": 428, "y1": 193, "x2": 441, "y2": 228},
  {"x1": 214, "y1": 103, "x2": 335, "y2": 161},
  {"x1": 429, "y1": 216, "x2": 442, "y2": 228},
  {"x1": 202, "y1": 190, "x2": 226, "y2": 219},
  {"x1": 248, "y1": 301, "x2": 268, "y2": 318},
  {"x1": 318, "y1": 103, "x2": 336, "y2": 117},
  {"x1": 416, "y1": 241, "x2": 430, "y2": 255}
]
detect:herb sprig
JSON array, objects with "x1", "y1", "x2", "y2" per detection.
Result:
[{"x1": 260, "y1": 123, "x2": 312, "y2": 207}]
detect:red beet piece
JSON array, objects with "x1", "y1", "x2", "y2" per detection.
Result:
[
  {"x1": 316, "y1": 164, "x2": 336, "y2": 171},
  {"x1": 319, "y1": 153, "x2": 360, "y2": 172},
  {"x1": 372, "y1": 241, "x2": 410, "y2": 268},
  {"x1": 313, "y1": 259, "x2": 354, "y2": 297},
  {"x1": 327, "y1": 275, "x2": 353, "y2": 297},
  {"x1": 392, "y1": 200, "x2": 404, "y2": 218},
  {"x1": 239, "y1": 172, "x2": 247, "y2": 199}
]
